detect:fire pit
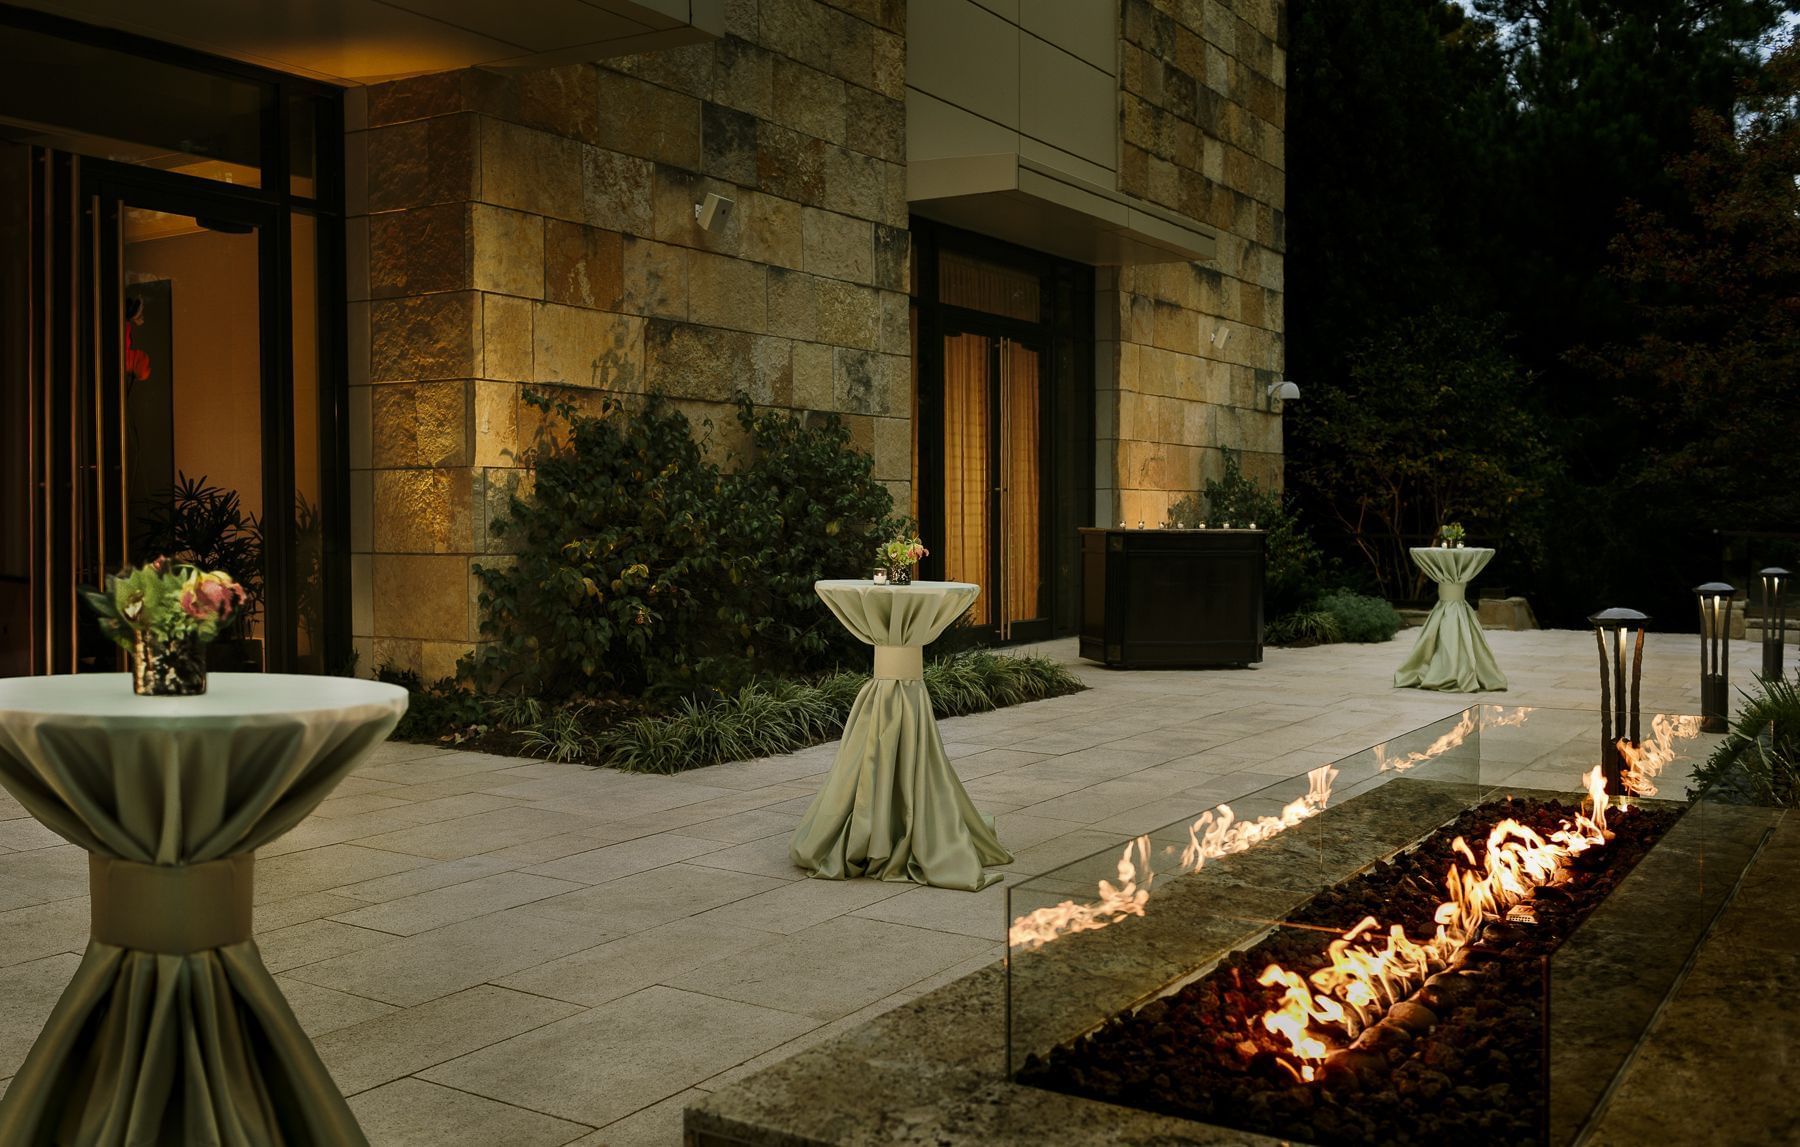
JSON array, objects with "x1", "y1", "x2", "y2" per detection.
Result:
[{"x1": 1003, "y1": 705, "x2": 1765, "y2": 1147}]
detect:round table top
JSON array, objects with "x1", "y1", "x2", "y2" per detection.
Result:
[
  {"x1": 0, "y1": 673, "x2": 408, "y2": 723},
  {"x1": 1408, "y1": 546, "x2": 1494, "y2": 556},
  {"x1": 815, "y1": 579, "x2": 980, "y2": 596}
]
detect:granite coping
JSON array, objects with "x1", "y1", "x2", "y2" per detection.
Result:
[{"x1": 686, "y1": 781, "x2": 1781, "y2": 1147}]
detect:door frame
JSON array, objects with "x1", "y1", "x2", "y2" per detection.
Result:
[
  {"x1": 910, "y1": 218, "x2": 1095, "y2": 642},
  {"x1": 936, "y1": 316, "x2": 1053, "y2": 643},
  {"x1": 82, "y1": 161, "x2": 293, "y2": 666}
]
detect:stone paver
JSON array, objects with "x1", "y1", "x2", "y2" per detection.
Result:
[{"x1": 0, "y1": 629, "x2": 1771, "y2": 1143}]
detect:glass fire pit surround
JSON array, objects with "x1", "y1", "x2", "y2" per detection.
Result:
[{"x1": 1005, "y1": 706, "x2": 1772, "y2": 1147}]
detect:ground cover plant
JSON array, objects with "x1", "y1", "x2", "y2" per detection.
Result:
[{"x1": 383, "y1": 651, "x2": 1084, "y2": 774}]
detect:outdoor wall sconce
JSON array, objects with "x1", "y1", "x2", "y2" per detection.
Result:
[
  {"x1": 694, "y1": 192, "x2": 734, "y2": 231},
  {"x1": 1590, "y1": 607, "x2": 1647, "y2": 795},
  {"x1": 1694, "y1": 582, "x2": 1735, "y2": 733},
  {"x1": 1761, "y1": 566, "x2": 1789, "y2": 680}
]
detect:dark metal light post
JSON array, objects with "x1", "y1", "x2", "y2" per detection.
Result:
[
  {"x1": 1761, "y1": 567, "x2": 1790, "y2": 680},
  {"x1": 1694, "y1": 583, "x2": 1735, "y2": 733},
  {"x1": 1590, "y1": 608, "x2": 1647, "y2": 796}
]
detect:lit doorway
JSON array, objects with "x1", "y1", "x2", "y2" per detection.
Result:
[
  {"x1": 0, "y1": 11, "x2": 346, "y2": 676},
  {"x1": 911, "y1": 222, "x2": 1093, "y2": 642}
]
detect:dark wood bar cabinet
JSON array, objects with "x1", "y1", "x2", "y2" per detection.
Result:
[{"x1": 1079, "y1": 528, "x2": 1265, "y2": 668}]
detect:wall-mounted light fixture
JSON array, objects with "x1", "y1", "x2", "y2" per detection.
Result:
[{"x1": 694, "y1": 192, "x2": 734, "y2": 231}]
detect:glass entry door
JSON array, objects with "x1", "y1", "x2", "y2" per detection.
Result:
[
  {"x1": 3, "y1": 149, "x2": 326, "y2": 675},
  {"x1": 941, "y1": 328, "x2": 1048, "y2": 641}
]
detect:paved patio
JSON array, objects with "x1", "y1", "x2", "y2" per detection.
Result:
[{"x1": 0, "y1": 629, "x2": 1773, "y2": 1145}]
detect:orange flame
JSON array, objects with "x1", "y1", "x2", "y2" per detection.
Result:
[
  {"x1": 1005, "y1": 836, "x2": 1155, "y2": 951},
  {"x1": 1008, "y1": 765, "x2": 1340, "y2": 951},
  {"x1": 1618, "y1": 714, "x2": 1702, "y2": 799},
  {"x1": 1254, "y1": 766, "x2": 1614, "y2": 1080}
]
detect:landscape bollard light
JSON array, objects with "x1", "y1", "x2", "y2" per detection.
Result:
[
  {"x1": 1761, "y1": 567, "x2": 1789, "y2": 680},
  {"x1": 1694, "y1": 583, "x2": 1735, "y2": 734},
  {"x1": 1589, "y1": 607, "x2": 1647, "y2": 797}
]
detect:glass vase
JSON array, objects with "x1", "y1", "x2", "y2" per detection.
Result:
[
  {"x1": 886, "y1": 565, "x2": 913, "y2": 586},
  {"x1": 132, "y1": 631, "x2": 208, "y2": 696}
]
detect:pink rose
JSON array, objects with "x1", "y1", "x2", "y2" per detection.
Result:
[{"x1": 180, "y1": 572, "x2": 247, "y2": 621}]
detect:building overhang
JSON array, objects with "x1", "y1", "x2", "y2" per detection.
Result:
[
  {"x1": 908, "y1": 153, "x2": 1216, "y2": 266},
  {"x1": 11, "y1": 0, "x2": 725, "y2": 85}
]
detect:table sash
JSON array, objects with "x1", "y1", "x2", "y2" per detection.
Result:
[
  {"x1": 872, "y1": 645, "x2": 924, "y2": 680},
  {"x1": 89, "y1": 854, "x2": 255, "y2": 954},
  {"x1": 1438, "y1": 582, "x2": 1467, "y2": 603}
]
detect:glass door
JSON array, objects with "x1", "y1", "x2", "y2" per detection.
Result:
[{"x1": 941, "y1": 326, "x2": 1049, "y2": 641}]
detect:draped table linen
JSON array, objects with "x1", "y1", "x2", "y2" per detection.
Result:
[
  {"x1": 1394, "y1": 547, "x2": 1509, "y2": 692},
  {"x1": 790, "y1": 581, "x2": 1013, "y2": 891},
  {"x1": 0, "y1": 672, "x2": 406, "y2": 1147}
]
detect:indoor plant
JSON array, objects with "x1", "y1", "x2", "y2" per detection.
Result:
[{"x1": 82, "y1": 558, "x2": 250, "y2": 694}]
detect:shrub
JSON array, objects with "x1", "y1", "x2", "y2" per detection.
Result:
[
  {"x1": 1689, "y1": 673, "x2": 1800, "y2": 806},
  {"x1": 597, "y1": 653, "x2": 1086, "y2": 774},
  {"x1": 466, "y1": 393, "x2": 896, "y2": 700},
  {"x1": 714, "y1": 403, "x2": 902, "y2": 678},
  {"x1": 1169, "y1": 448, "x2": 1328, "y2": 616},
  {"x1": 376, "y1": 666, "x2": 484, "y2": 741},
  {"x1": 1315, "y1": 589, "x2": 1402, "y2": 643}
]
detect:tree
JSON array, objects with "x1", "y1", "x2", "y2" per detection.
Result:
[
  {"x1": 1294, "y1": 311, "x2": 1556, "y2": 599},
  {"x1": 1595, "y1": 35, "x2": 1800, "y2": 572}
]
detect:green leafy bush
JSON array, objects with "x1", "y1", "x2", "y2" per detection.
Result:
[
  {"x1": 1689, "y1": 673, "x2": 1800, "y2": 806},
  {"x1": 1315, "y1": 589, "x2": 1402, "y2": 643},
  {"x1": 713, "y1": 404, "x2": 902, "y2": 679},
  {"x1": 466, "y1": 393, "x2": 897, "y2": 699},
  {"x1": 1169, "y1": 448, "x2": 1328, "y2": 616},
  {"x1": 597, "y1": 653, "x2": 1085, "y2": 774},
  {"x1": 376, "y1": 666, "x2": 484, "y2": 741}
]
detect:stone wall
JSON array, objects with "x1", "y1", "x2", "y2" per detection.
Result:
[
  {"x1": 1098, "y1": 0, "x2": 1286, "y2": 527},
  {"x1": 345, "y1": 0, "x2": 910, "y2": 678}
]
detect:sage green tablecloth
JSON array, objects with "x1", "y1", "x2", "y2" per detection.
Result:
[
  {"x1": 790, "y1": 581, "x2": 1013, "y2": 891},
  {"x1": 1394, "y1": 546, "x2": 1509, "y2": 692},
  {"x1": 0, "y1": 672, "x2": 406, "y2": 1147}
]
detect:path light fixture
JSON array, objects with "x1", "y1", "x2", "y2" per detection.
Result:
[
  {"x1": 1694, "y1": 583, "x2": 1735, "y2": 733},
  {"x1": 1589, "y1": 607, "x2": 1647, "y2": 796},
  {"x1": 1761, "y1": 567, "x2": 1789, "y2": 680}
]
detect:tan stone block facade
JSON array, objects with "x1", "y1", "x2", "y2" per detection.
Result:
[
  {"x1": 1099, "y1": 0, "x2": 1287, "y2": 527},
  {"x1": 348, "y1": 0, "x2": 912, "y2": 672}
]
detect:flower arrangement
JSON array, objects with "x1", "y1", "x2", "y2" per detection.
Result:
[
  {"x1": 1438, "y1": 521, "x2": 1467, "y2": 548},
  {"x1": 875, "y1": 533, "x2": 928, "y2": 585},
  {"x1": 82, "y1": 558, "x2": 250, "y2": 694}
]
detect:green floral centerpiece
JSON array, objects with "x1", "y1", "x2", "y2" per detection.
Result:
[
  {"x1": 82, "y1": 558, "x2": 250, "y2": 695},
  {"x1": 876, "y1": 532, "x2": 928, "y2": 586},
  {"x1": 1439, "y1": 521, "x2": 1467, "y2": 548}
]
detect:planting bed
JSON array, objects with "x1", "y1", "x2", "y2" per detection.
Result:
[{"x1": 1018, "y1": 795, "x2": 1682, "y2": 1146}]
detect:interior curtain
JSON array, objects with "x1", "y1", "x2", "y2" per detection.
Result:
[
  {"x1": 1000, "y1": 339, "x2": 1041, "y2": 634},
  {"x1": 942, "y1": 333, "x2": 990, "y2": 625}
]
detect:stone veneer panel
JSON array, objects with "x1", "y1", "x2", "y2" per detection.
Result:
[
  {"x1": 1100, "y1": 0, "x2": 1288, "y2": 527},
  {"x1": 349, "y1": 0, "x2": 912, "y2": 676}
]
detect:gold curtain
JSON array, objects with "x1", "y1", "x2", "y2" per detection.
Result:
[
  {"x1": 942, "y1": 333, "x2": 990, "y2": 625},
  {"x1": 1000, "y1": 340, "x2": 1041, "y2": 635}
]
